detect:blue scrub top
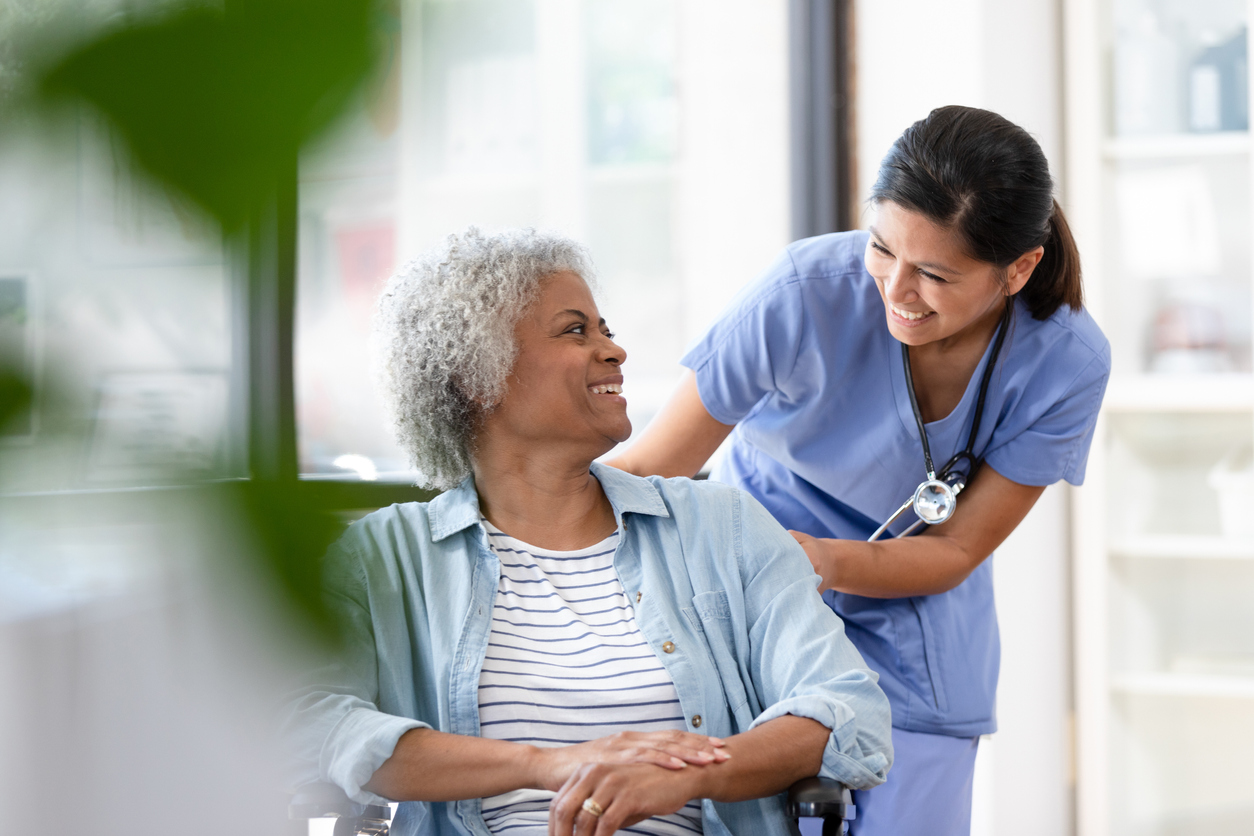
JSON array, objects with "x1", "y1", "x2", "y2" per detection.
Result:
[{"x1": 681, "y1": 230, "x2": 1110, "y2": 737}]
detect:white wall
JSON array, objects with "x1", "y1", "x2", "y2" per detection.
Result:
[
  {"x1": 0, "y1": 492, "x2": 302, "y2": 836},
  {"x1": 853, "y1": 1, "x2": 1074, "y2": 834},
  {"x1": 676, "y1": 0, "x2": 792, "y2": 341},
  {"x1": 982, "y1": 485, "x2": 1075, "y2": 836},
  {"x1": 854, "y1": 0, "x2": 1063, "y2": 207}
]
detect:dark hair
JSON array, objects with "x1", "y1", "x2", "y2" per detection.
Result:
[{"x1": 870, "y1": 106, "x2": 1083, "y2": 320}]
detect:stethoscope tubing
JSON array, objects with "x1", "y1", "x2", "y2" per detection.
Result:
[{"x1": 868, "y1": 301, "x2": 1013, "y2": 542}]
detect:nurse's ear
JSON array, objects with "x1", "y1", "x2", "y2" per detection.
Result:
[{"x1": 1004, "y1": 246, "x2": 1045, "y2": 297}]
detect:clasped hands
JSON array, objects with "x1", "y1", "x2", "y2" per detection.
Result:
[{"x1": 535, "y1": 729, "x2": 729, "y2": 836}]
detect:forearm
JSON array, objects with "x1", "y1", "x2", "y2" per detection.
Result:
[
  {"x1": 799, "y1": 467, "x2": 1045, "y2": 598},
  {"x1": 689, "y1": 715, "x2": 830, "y2": 803},
  {"x1": 363, "y1": 728, "x2": 540, "y2": 802},
  {"x1": 606, "y1": 371, "x2": 733, "y2": 478},
  {"x1": 819, "y1": 534, "x2": 979, "y2": 598}
]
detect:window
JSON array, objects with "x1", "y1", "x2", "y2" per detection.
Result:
[
  {"x1": 0, "y1": 0, "x2": 854, "y2": 500},
  {"x1": 295, "y1": 0, "x2": 801, "y2": 482}
]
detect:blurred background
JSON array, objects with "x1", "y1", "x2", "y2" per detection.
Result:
[{"x1": 1, "y1": 0, "x2": 1252, "y2": 834}]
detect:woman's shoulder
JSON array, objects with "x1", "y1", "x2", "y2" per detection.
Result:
[
  {"x1": 593, "y1": 464, "x2": 745, "y2": 538},
  {"x1": 600, "y1": 466, "x2": 783, "y2": 546},
  {"x1": 717, "y1": 231, "x2": 877, "y2": 328},
  {"x1": 783, "y1": 231, "x2": 883, "y2": 321},
  {"x1": 328, "y1": 498, "x2": 451, "y2": 573},
  {"x1": 785, "y1": 229, "x2": 872, "y2": 279},
  {"x1": 1014, "y1": 299, "x2": 1112, "y2": 384},
  {"x1": 649, "y1": 473, "x2": 743, "y2": 512},
  {"x1": 742, "y1": 230, "x2": 872, "y2": 296}
]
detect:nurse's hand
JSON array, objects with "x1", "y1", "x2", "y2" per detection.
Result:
[{"x1": 790, "y1": 530, "x2": 836, "y2": 589}]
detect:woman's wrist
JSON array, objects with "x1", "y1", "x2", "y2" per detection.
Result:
[
  {"x1": 684, "y1": 758, "x2": 722, "y2": 801},
  {"x1": 521, "y1": 743, "x2": 555, "y2": 791}
]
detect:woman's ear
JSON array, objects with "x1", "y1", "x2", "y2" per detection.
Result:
[{"x1": 1005, "y1": 246, "x2": 1045, "y2": 296}]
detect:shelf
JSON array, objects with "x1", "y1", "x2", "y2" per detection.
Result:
[
  {"x1": 1112, "y1": 672, "x2": 1254, "y2": 698},
  {"x1": 417, "y1": 171, "x2": 541, "y2": 194},
  {"x1": 1103, "y1": 374, "x2": 1254, "y2": 412},
  {"x1": 412, "y1": 163, "x2": 675, "y2": 194},
  {"x1": 1102, "y1": 132, "x2": 1250, "y2": 160},
  {"x1": 1110, "y1": 535, "x2": 1254, "y2": 560},
  {"x1": 587, "y1": 162, "x2": 676, "y2": 184}
]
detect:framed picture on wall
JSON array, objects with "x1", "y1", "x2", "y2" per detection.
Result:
[{"x1": 86, "y1": 370, "x2": 229, "y2": 483}]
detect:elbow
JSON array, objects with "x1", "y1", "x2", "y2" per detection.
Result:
[
  {"x1": 818, "y1": 718, "x2": 893, "y2": 789},
  {"x1": 917, "y1": 536, "x2": 989, "y2": 595}
]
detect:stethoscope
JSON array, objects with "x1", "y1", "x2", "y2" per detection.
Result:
[{"x1": 868, "y1": 303, "x2": 1011, "y2": 542}]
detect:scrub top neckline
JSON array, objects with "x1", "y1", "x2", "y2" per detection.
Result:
[{"x1": 885, "y1": 310, "x2": 1006, "y2": 466}]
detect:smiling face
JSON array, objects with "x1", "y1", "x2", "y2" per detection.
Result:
[
  {"x1": 476, "y1": 270, "x2": 630, "y2": 462},
  {"x1": 864, "y1": 201, "x2": 1039, "y2": 347}
]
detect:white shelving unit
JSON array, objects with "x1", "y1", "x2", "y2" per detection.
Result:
[
  {"x1": 1109, "y1": 535, "x2": 1254, "y2": 560},
  {"x1": 1103, "y1": 374, "x2": 1254, "y2": 412},
  {"x1": 1111, "y1": 672, "x2": 1254, "y2": 698},
  {"x1": 1066, "y1": 1, "x2": 1254, "y2": 834},
  {"x1": 1102, "y1": 131, "x2": 1251, "y2": 159}
]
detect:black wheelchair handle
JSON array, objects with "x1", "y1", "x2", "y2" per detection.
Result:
[{"x1": 785, "y1": 776, "x2": 856, "y2": 821}]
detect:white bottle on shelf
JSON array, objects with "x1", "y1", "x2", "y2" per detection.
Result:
[
  {"x1": 1113, "y1": 12, "x2": 1183, "y2": 136},
  {"x1": 1189, "y1": 27, "x2": 1250, "y2": 133}
]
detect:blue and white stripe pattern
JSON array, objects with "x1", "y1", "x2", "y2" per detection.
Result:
[{"x1": 477, "y1": 521, "x2": 704, "y2": 836}]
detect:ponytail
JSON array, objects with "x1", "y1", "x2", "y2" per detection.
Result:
[
  {"x1": 1020, "y1": 200, "x2": 1084, "y2": 319},
  {"x1": 872, "y1": 106, "x2": 1085, "y2": 321}
]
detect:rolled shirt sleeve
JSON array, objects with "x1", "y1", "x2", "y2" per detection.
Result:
[
  {"x1": 735, "y1": 490, "x2": 894, "y2": 788},
  {"x1": 281, "y1": 542, "x2": 428, "y2": 806}
]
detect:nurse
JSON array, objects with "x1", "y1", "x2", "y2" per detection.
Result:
[{"x1": 609, "y1": 106, "x2": 1110, "y2": 835}]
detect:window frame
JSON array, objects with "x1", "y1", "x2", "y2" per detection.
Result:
[
  {"x1": 789, "y1": 0, "x2": 856, "y2": 239},
  {"x1": 240, "y1": 159, "x2": 435, "y2": 509}
]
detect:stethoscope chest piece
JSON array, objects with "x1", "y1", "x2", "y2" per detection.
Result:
[
  {"x1": 912, "y1": 479, "x2": 957, "y2": 525},
  {"x1": 868, "y1": 303, "x2": 1012, "y2": 543}
]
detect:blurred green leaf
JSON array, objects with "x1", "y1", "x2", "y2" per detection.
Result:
[
  {"x1": 0, "y1": 366, "x2": 32, "y2": 433},
  {"x1": 36, "y1": 0, "x2": 379, "y2": 229},
  {"x1": 231, "y1": 480, "x2": 349, "y2": 645}
]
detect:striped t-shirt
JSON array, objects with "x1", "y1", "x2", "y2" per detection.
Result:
[{"x1": 477, "y1": 522, "x2": 704, "y2": 836}]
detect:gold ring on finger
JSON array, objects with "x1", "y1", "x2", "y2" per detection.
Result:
[{"x1": 581, "y1": 798, "x2": 604, "y2": 818}]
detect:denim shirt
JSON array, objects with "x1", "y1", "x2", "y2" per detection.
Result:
[{"x1": 284, "y1": 463, "x2": 893, "y2": 836}]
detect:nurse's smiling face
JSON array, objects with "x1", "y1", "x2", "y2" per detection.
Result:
[{"x1": 864, "y1": 201, "x2": 1039, "y2": 347}]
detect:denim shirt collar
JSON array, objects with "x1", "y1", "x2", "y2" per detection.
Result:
[{"x1": 426, "y1": 461, "x2": 670, "y2": 541}]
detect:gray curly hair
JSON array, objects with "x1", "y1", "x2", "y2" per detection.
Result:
[{"x1": 373, "y1": 227, "x2": 597, "y2": 489}]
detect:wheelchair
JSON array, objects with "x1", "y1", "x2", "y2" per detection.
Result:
[{"x1": 289, "y1": 776, "x2": 855, "y2": 835}]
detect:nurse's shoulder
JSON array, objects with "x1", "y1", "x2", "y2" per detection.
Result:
[
  {"x1": 785, "y1": 228, "x2": 873, "y2": 281},
  {"x1": 1013, "y1": 294, "x2": 1111, "y2": 384},
  {"x1": 611, "y1": 465, "x2": 813, "y2": 585},
  {"x1": 731, "y1": 229, "x2": 880, "y2": 323}
]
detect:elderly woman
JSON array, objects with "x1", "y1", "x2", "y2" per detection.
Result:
[{"x1": 285, "y1": 228, "x2": 892, "y2": 836}]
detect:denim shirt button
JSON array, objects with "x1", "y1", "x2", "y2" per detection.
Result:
[
  {"x1": 662, "y1": 641, "x2": 675, "y2": 653},
  {"x1": 635, "y1": 591, "x2": 642, "y2": 604},
  {"x1": 691, "y1": 714, "x2": 702, "y2": 728}
]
